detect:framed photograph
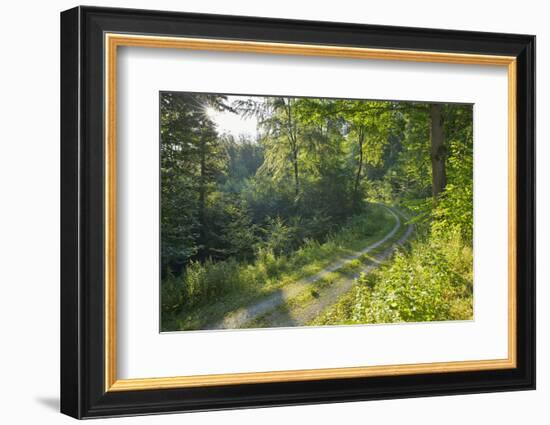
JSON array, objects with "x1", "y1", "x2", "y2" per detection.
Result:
[{"x1": 60, "y1": 6, "x2": 535, "y2": 419}]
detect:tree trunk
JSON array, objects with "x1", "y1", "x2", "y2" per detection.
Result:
[
  {"x1": 353, "y1": 126, "x2": 365, "y2": 206},
  {"x1": 430, "y1": 104, "x2": 446, "y2": 198},
  {"x1": 292, "y1": 148, "x2": 299, "y2": 199},
  {"x1": 286, "y1": 98, "x2": 300, "y2": 200},
  {"x1": 198, "y1": 135, "x2": 207, "y2": 257}
]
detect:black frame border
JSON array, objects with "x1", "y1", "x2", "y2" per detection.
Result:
[{"x1": 60, "y1": 6, "x2": 535, "y2": 419}]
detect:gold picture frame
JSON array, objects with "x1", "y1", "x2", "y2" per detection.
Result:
[{"x1": 104, "y1": 33, "x2": 517, "y2": 392}]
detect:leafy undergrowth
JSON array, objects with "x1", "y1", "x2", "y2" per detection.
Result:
[
  {"x1": 311, "y1": 228, "x2": 473, "y2": 326},
  {"x1": 161, "y1": 203, "x2": 396, "y2": 331}
]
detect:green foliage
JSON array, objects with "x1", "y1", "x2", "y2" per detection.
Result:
[
  {"x1": 260, "y1": 216, "x2": 295, "y2": 256},
  {"x1": 362, "y1": 179, "x2": 394, "y2": 204},
  {"x1": 366, "y1": 230, "x2": 472, "y2": 323},
  {"x1": 314, "y1": 228, "x2": 473, "y2": 326},
  {"x1": 432, "y1": 106, "x2": 474, "y2": 241},
  {"x1": 161, "y1": 269, "x2": 185, "y2": 315},
  {"x1": 224, "y1": 135, "x2": 264, "y2": 181},
  {"x1": 182, "y1": 259, "x2": 244, "y2": 306},
  {"x1": 202, "y1": 192, "x2": 258, "y2": 261},
  {"x1": 160, "y1": 92, "x2": 228, "y2": 274}
]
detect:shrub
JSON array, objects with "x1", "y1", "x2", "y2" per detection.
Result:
[
  {"x1": 255, "y1": 246, "x2": 281, "y2": 278},
  {"x1": 161, "y1": 269, "x2": 185, "y2": 314},
  {"x1": 178, "y1": 258, "x2": 243, "y2": 307},
  {"x1": 260, "y1": 216, "x2": 295, "y2": 255},
  {"x1": 349, "y1": 230, "x2": 473, "y2": 324}
]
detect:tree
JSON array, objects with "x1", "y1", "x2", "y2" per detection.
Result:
[
  {"x1": 334, "y1": 100, "x2": 392, "y2": 208},
  {"x1": 284, "y1": 98, "x2": 301, "y2": 199},
  {"x1": 236, "y1": 97, "x2": 304, "y2": 203},
  {"x1": 352, "y1": 125, "x2": 366, "y2": 205},
  {"x1": 159, "y1": 92, "x2": 228, "y2": 270},
  {"x1": 160, "y1": 92, "x2": 201, "y2": 274},
  {"x1": 429, "y1": 103, "x2": 446, "y2": 198},
  {"x1": 431, "y1": 104, "x2": 473, "y2": 241}
]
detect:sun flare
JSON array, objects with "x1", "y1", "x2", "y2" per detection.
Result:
[{"x1": 205, "y1": 97, "x2": 259, "y2": 140}]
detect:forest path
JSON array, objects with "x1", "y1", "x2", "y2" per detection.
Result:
[
  {"x1": 257, "y1": 215, "x2": 414, "y2": 328},
  {"x1": 208, "y1": 206, "x2": 411, "y2": 330}
]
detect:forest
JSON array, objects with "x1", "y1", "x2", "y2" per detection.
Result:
[{"x1": 160, "y1": 92, "x2": 474, "y2": 331}]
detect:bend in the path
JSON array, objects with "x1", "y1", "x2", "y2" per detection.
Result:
[
  {"x1": 262, "y1": 219, "x2": 414, "y2": 328},
  {"x1": 207, "y1": 206, "x2": 403, "y2": 330}
]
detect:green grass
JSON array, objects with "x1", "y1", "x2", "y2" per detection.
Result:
[{"x1": 161, "y1": 203, "x2": 397, "y2": 331}]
